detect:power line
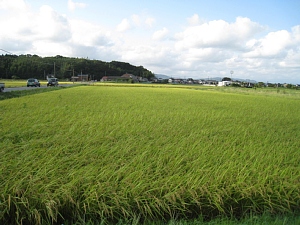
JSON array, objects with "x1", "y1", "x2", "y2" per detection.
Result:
[{"x1": 0, "y1": 49, "x2": 14, "y2": 55}]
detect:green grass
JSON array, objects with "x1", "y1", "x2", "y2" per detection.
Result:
[
  {"x1": 0, "y1": 86, "x2": 73, "y2": 101},
  {"x1": 0, "y1": 79, "x2": 29, "y2": 87},
  {"x1": 0, "y1": 85, "x2": 300, "y2": 224}
]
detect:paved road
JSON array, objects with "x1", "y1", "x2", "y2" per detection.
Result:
[{"x1": 3, "y1": 84, "x2": 73, "y2": 92}]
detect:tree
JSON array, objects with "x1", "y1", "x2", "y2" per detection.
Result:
[
  {"x1": 256, "y1": 82, "x2": 265, "y2": 88},
  {"x1": 222, "y1": 77, "x2": 231, "y2": 81},
  {"x1": 0, "y1": 54, "x2": 155, "y2": 80}
]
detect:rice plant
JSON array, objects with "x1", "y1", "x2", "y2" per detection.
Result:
[{"x1": 0, "y1": 85, "x2": 299, "y2": 224}]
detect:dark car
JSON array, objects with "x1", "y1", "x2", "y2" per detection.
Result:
[
  {"x1": 27, "y1": 78, "x2": 40, "y2": 87},
  {"x1": 0, "y1": 82, "x2": 4, "y2": 92},
  {"x1": 47, "y1": 78, "x2": 58, "y2": 86}
]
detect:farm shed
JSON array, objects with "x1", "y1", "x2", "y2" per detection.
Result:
[{"x1": 77, "y1": 74, "x2": 89, "y2": 81}]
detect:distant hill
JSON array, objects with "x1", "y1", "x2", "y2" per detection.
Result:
[{"x1": 0, "y1": 54, "x2": 155, "y2": 81}]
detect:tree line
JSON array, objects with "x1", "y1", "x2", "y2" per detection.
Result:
[{"x1": 0, "y1": 54, "x2": 154, "y2": 81}]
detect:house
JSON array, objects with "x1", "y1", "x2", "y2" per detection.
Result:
[
  {"x1": 218, "y1": 81, "x2": 231, "y2": 86},
  {"x1": 204, "y1": 80, "x2": 218, "y2": 85},
  {"x1": 196, "y1": 80, "x2": 205, "y2": 84},
  {"x1": 187, "y1": 78, "x2": 194, "y2": 84},
  {"x1": 101, "y1": 76, "x2": 129, "y2": 82},
  {"x1": 243, "y1": 82, "x2": 255, "y2": 88},
  {"x1": 137, "y1": 77, "x2": 149, "y2": 82},
  {"x1": 168, "y1": 78, "x2": 185, "y2": 84},
  {"x1": 121, "y1": 73, "x2": 139, "y2": 82}
]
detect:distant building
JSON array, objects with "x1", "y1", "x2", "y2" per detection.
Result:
[
  {"x1": 205, "y1": 80, "x2": 218, "y2": 85},
  {"x1": 218, "y1": 81, "x2": 231, "y2": 86},
  {"x1": 71, "y1": 76, "x2": 79, "y2": 82},
  {"x1": 121, "y1": 73, "x2": 139, "y2": 82},
  {"x1": 168, "y1": 78, "x2": 185, "y2": 84},
  {"x1": 100, "y1": 74, "x2": 144, "y2": 83},
  {"x1": 71, "y1": 74, "x2": 89, "y2": 82},
  {"x1": 78, "y1": 74, "x2": 89, "y2": 81},
  {"x1": 101, "y1": 76, "x2": 128, "y2": 82}
]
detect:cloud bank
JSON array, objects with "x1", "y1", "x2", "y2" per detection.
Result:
[{"x1": 0, "y1": 0, "x2": 299, "y2": 83}]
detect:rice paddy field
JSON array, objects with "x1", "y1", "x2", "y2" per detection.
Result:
[{"x1": 1, "y1": 84, "x2": 300, "y2": 224}]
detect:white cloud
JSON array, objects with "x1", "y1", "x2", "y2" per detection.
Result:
[
  {"x1": 166, "y1": 17, "x2": 267, "y2": 79},
  {"x1": 33, "y1": 41, "x2": 71, "y2": 56},
  {"x1": 70, "y1": 19, "x2": 112, "y2": 47},
  {"x1": 175, "y1": 17, "x2": 264, "y2": 50},
  {"x1": 292, "y1": 25, "x2": 300, "y2": 42},
  {"x1": 279, "y1": 49, "x2": 300, "y2": 68},
  {"x1": 0, "y1": 3, "x2": 71, "y2": 45},
  {"x1": 119, "y1": 44, "x2": 177, "y2": 73},
  {"x1": 244, "y1": 30, "x2": 292, "y2": 57},
  {"x1": 131, "y1": 14, "x2": 141, "y2": 26},
  {"x1": 0, "y1": 0, "x2": 27, "y2": 11},
  {"x1": 116, "y1": 18, "x2": 131, "y2": 32},
  {"x1": 152, "y1": 27, "x2": 169, "y2": 40},
  {"x1": 181, "y1": 48, "x2": 229, "y2": 63},
  {"x1": 145, "y1": 17, "x2": 155, "y2": 27},
  {"x1": 32, "y1": 5, "x2": 71, "y2": 42},
  {"x1": 0, "y1": 0, "x2": 114, "y2": 58},
  {"x1": 0, "y1": 0, "x2": 30, "y2": 40},
  {"x1": 116, "y1": 14, "x2": 156, "y2": 32},
  {"x1": 187, "y1": 14, "x2": 202, "y2": 25},
  {"x1": 68, "y1": 0, "x2": 87, "y2": 11}
]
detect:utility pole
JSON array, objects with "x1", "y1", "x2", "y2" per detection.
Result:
[{"x1": 54, "y1": 62, "x2": 56, "y2": 77}]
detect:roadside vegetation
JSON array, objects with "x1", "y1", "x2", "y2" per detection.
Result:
[
  {"x1": 0, "y1": 85, "x2": 75, "y2": 101},
  {"x1": 0, "y1": 84, "x2": 299, "y2": 224}
]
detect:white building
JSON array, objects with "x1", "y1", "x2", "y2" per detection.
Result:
[{"x1": 218, "y1": 81, "x2": 231, "y2": 86}]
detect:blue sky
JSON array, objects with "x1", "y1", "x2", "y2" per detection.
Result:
[{"x1": 1, "y1": 0, "x2": 300, "y2": 83}]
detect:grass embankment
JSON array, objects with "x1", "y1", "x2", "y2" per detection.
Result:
[
  {"x1": 0, "y1": 85, "x2": 300, "y2": 224},
  {"x1": 0, "y1": 86, "x2": 70, "y2": 101}
]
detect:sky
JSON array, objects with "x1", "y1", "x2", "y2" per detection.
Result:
[{"x1": 0, "y1": 0, "x2": 300, "y2": 83}]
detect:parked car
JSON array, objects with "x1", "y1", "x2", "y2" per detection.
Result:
[
  {"x1": 0, "y1": 82, "x2": 4, "y2": 92},
  {"x1": 47, "y1": 78, "x2": 58, "y2": 86},
  {"x1": 27, "y1": 78, "x2": 40, "y2": 87}
]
